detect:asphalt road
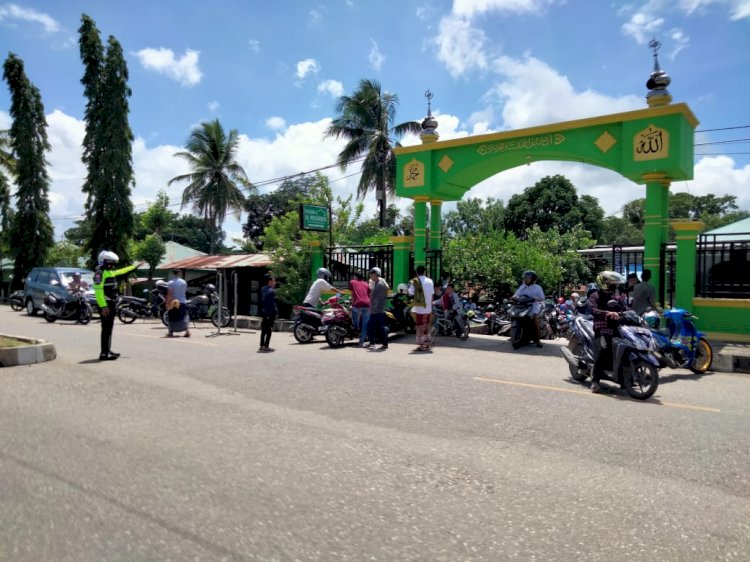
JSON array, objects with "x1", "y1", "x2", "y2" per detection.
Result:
[{"x1": 1, "y1": 307, "x2": 748, "y2": 561}]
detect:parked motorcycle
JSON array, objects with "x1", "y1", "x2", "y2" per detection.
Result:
[
  {"x1": 644, "y1": 308, "x2": 713, "y2": 374},
  {"x1": 561, "y1": 310, "x2": 660, "y2": 400},
  {"x1": 160, "y1": 284, "x2": 231, "y2": 328},
  {"x1": 42, "y1": 290, "x2": 92, "y2": 324},
  {"x1": 509, "y1": 296, "x2": 540, "y2": 349},
  {"x1": 117, "y1": 282, "x2": 167, "y2": 324},
  {"x1": 292, "y1": 296, "x2": 342, "y2": 343},
  {"x1": 9, "y1": 290, "x2": 24, "y2": 311},
  {"x1": 323, "y1": 299, "x2": 358, "y2": 348},
  {"x1": 433, "y1": 304, "x2": 470, "y2": 340}
]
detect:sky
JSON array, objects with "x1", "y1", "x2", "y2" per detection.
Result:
[{"x1": 1, "y1": 0, "x2": 749, "y2": 245}]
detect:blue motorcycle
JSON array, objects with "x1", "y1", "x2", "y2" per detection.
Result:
[{"x1": 644, "y1": 308, "x2": 713, "y2": 374}]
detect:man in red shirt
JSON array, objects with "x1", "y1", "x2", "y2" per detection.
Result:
[{"x1": 348, "y1": 272, "x2": 371, "y2": 346}]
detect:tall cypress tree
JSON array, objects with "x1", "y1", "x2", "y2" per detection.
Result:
[
  {"x1": 78, "y1": 15, "x2": 135, "y2": 266},
  {"x1": 2, "y1": 54, "x2": 54, "y2": 289}
]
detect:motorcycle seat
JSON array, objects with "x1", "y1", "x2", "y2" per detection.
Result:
[{"x1": 122, "y1": 296, "x2": 147, "y2": 304}]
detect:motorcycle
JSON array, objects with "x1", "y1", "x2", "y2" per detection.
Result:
[
  {"x1": 42, "y1": 290, "x2": 92, "y2": 324},
  {"x1": 9, "y1": 290, "x2": 25, "y2": 311},
  {"x1": 645, "y1": 308, "x2": 713, "y2": 374},
  {"x1": 292, "y1": 296, "x2": 342, "y2": 344},
  {"x1": 117, "y1": 283, "x2": 167, "y2": 324},
  {"x1": 323, "y1": 299, "x2": 358, "y2": 348},
  {"x1": 388, "y1": 293, "x2": 414, "y2": 334},
  {"x1": 160, "y1": 284, "x2": 231, "y2": 328},
  {"x1": 560, "y1": 310, "x2": 660, "y2": 400},
  {"x1": 509, "y1": 296, "x2": 540, "y2": 349}
]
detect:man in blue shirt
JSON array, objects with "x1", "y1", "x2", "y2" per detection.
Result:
[
  {"x1": 166, "y1": 269, "x2": 190, "y2": 337},
  {"x1": 259, "y1": 273, "x2": 277, "y2": 352}
]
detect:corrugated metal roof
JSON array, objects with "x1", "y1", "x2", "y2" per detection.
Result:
[
  {"x1": 161, "y1": 253, "x2": 273, "y2": 270},
  {"x1": 704, "y1": 217, "x2": 750, "y2": 241}
]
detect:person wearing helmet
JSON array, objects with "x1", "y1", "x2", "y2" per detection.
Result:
[
  {"x1": 302, "y1": 267, "x2": 340, "y2": 309},
  {"x1": 67, "y1": 271, "x2": 90, "y2": 319},
  {"x1": 590, "y1": 271, "x2": 626, "y2": 392},
  {"x1": 408, "y1": 265, "x2": 435, "y2": 351},
  {"x1": 365, "y1": 267, "x2": 390, "y2": 349},
  {"x1": 94, "y1": 250, "x2": 137, "y2": 361},
  {"x1": 348, "y1": 271, "x2": 371, "y2": 346},
  {"x1": 512, "y1": 270, "x2": 545, "y2": 347}
]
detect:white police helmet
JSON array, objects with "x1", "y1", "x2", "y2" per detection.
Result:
[{"x1": 98, "y1": 250, "x2": 119, "y2": 266}]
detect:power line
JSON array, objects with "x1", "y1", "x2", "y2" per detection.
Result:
[
  {"x1": 695, "y1": 125, "x2": 750, "y2": 133},
  {"x1": 694, "y1": 138, "x2": 750, "y2": 146},
  {"x1": 695, "y1": 151, "x2": 750, "y2": 156}
]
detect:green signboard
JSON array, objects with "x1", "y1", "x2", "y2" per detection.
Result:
[{"x1": 299, "y1": 204, "x2": 330, "y2": 231}]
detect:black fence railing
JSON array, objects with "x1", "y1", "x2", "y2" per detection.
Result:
[
  {"x1": 660, "y1": 244, "x2": 676, "y2": 308},
  {"x1": 696, "y1": 233, "x2": 750, "y2": 298},
  {"x1": 408, "y1": 249, "x2": 443, "y2": 284},
  {"x1": 325, "y1": 245, "x2": 394, "y2": 288}
]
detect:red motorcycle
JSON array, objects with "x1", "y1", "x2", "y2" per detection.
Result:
[
  {"x1": 292, "y1": 296, "x2": 345, "y2": 344},
  {"x1": 322, "y1": 297, "x2": 358, "y2": 348}
]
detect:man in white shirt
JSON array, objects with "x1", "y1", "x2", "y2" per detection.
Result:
[
  {"x1": 408, "y1": 265, "x2": 435, "y2": 351},
  {"x1": 303, "y1": 268, "x2": 340, "y2": 308},
  {"x1": 513, "y1": 270, "x2": 545, "y2": 348}
]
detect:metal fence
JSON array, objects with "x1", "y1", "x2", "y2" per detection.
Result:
[
  {"x1": 696, "y1": 233, "x2": 750, "y2": 298},
  {"x1": 612, "y1": 245, "x2": 645, "y2": 276},
  {"x1": 325, "y1": 245, "x2": 394, "y2": 288},
  {"x1": 660, "y1": 244, "x2": 676, "y2": 308},
  {"x1": 408, "y1": 249, "x2": 443, "y2": 284}
]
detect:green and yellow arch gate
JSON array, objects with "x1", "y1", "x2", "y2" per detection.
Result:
[{"x1": 394, "y1": 103, "x2": 698, "y2": 304}]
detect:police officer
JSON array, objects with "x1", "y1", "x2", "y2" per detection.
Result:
[{"x1": 93, "y1": 250, "x2": 136, "y2": 361}]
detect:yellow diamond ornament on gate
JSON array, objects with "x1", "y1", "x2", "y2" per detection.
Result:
[
  {"x1": 438, "y1": 155, "x2": 454, "y2": 173},
  {"x1": 594, "y1": 131, "x2": 617, "y2": 154}
]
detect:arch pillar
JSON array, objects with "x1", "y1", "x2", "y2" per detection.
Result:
[
  {"x1": 643, "y1": 173, "x2": 670, "y2": 304},
  {"x1": 413, "y1": 197, "x2": 429, "y2": 267},
  {"x1": 429, "y1": 200, "x2": 442, "y2": 250}
]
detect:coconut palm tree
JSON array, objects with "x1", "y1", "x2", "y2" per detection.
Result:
[
  {"x1": 169, "y1": 120, "x2": 253, "y2": 254},
  {"x1": 325, "y1": 79, "x2": 421, "y2": 227}
]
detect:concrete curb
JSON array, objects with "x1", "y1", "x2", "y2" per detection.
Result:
[
  {"x1": 0, "y1": 333, "x2": 57, "y2": 368},
  {"x1": 712, "y1": 343, "x2": 750, "y2": 374}
]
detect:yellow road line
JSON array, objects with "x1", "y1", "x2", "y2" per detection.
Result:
[{"x1": 474, "y1": 376, "x2": 720, "y2": 414}]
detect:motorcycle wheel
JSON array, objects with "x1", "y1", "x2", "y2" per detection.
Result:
[
  {"x1": 625, "y1": 360, "x2": 659, "y2": 400},
  {"x1": 10, "y1": 300, "x2": 23, "y2": 312},
  {"x1": 293, "y1": 323, "x2": 315, "y2": 344},
  {"x1": 567, "y1": 336, "x2": 587, "y2": 382},
  {"x1": 78, "y1": 305, "x2": 92, "y2": 325},
  {"x1": 211, "y1": 307, "x2": 231, "y2": 328},
  {"x1": 325, "y1": 326, "x2": 347, "y2": 348},
  {"x1": 162, "y1": 310, "x2": 170, "y2": 327},
  {"x1": 117, "y1": 305, "x2": 137, "y2": 324},
  {"x1": 43, "y1": 310, "x2": 57, "y2": 323},
  {"x1": 689, "y1": 338, "x2": 713, "y2": 374},
  {"x1": 459, "y1": 324, "x2": 470, "y2": 341},
  {"x1": 510, "y1": 324, "x2": 522, "y2": 349}
]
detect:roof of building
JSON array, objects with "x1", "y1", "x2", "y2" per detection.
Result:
[
  {"x1": 161, "y1": 253, "x2": 273, "y2": 271},
  {"x1": 137, "y1": 240, "x2": 207, "y2": 270},
  {"x1": 703, "y1": 217, "x2": 750, "y2": 241}
]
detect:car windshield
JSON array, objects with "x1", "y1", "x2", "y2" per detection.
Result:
[{"x1": 60, "y1": 272, "x2": 94, "y2": 289}]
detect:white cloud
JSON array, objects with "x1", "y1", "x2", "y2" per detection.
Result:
[
  {"x1": 295, "y1": 58, "x2": 320, "y2": 80},
  {"x1": 452, "y1": 0, "x2": 558, "y2": 17},
  {"x1": 309, "y1": 8, "x2": 323, "y2": 24},
  {"x1": 368, "y1": 39, "x2": 385, "y2": 71},
  {"x1": 679, "y1": 0, "x2": 750, "y2": 19},
  {"x1": 0, "y1": 3, "x2": 60, "y2": 32},
  {"x1": 621, "y1": 11, "x2": 665, "y2": 44},
  {"x1": 265, "y1": 116, "x2": 286, "y2": 130},
  {"x1": 668, "y1": 28, "x2": 690, "y2": 59},
  {"x1": 488, "y1": 54, "x2": 643, "y2": 129},
  {"x1": 134, "y1": 47, "x2": 203, "y2": 87},
  {"x1": 247, "y1": 39, "x2": 260, "y2": 53},
  {"x1": 207, "y1": 101, "x2": 220, "y2": 113},
  {"x1": 433, "y1": 15, "x2": 489, "y2": 77},
  {"x1": 690, "y1": 156, "x2": 750, "y2": 211},
  {"x1": 317, "y1": 79, "x2": 344, "y2": 97}
]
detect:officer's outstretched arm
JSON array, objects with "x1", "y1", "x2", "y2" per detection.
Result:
[{"x1": 112, "y1": 264, "x2": 137, "y2": 277}]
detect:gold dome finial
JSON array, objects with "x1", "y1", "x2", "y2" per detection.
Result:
[{"x1": 646, "y1": 39, "x2": 672, "y2": 107}]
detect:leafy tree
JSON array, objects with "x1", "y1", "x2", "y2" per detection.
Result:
[
  {"x1": 64, "y1": 219, "x2": 93, "y2": 247},
  {"x1": 325, "y1": 78, "x2": 421, "y2": 227},
  {"x1": 169, "y1": 119, "x2": 252, "y2": 254},
  {"x1": 78, "y1": 16, "x2": 135, "y2": 266},
  {"x1": 503, "y1": 175, "x2": 603, "y2": 239},
  {"x1": 167, "y1": 214, "x2": 226, "y2": 254},
  {"x1": 3, "y1": 53, "x2": 54, "y2": 289},
  {"x1": 46, "y1": 241, "x2": 85, "y2": 267},
  {"x1": 0, "y1": 131, "x2": 13, "y2": 254},
  {"x1": 443, "y1": 197, "x2": 505, "y2": 237},
  {"x1": 141, "y1": 189, "x2": 175, "y2": 236},
  {"x1": 134, "y1": 234, "x2": 166, "y2": 279},
  {"x1": 598, "y1": 216, "x2": 643, "y2": 246},
  {"x1": 242, "y1": 175, "x2": 320, "y2": 250},
  {"x1": 622, "y1": 198, "x2": 645, "y2": 229}
]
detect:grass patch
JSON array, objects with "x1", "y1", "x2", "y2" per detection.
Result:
[{"x1": 0, "y1": 336, "x2": 28, "y2": 348}]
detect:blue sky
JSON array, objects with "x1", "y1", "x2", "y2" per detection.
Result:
[{"x1": 1, "y1": 0, "x2": 749, "y2": 242}]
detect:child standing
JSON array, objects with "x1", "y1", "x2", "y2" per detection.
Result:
[{"x1": 259, "y1": 274, "x2": 277, "y2": 352}]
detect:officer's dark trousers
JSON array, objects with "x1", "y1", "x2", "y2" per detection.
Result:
[{"x1": 101, "y1": 302, "x2": 115, "y2": 355}]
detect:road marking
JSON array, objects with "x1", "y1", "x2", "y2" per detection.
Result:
[{"x1": 474, "y1": 376, "x2": 720, "y2": 413}]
